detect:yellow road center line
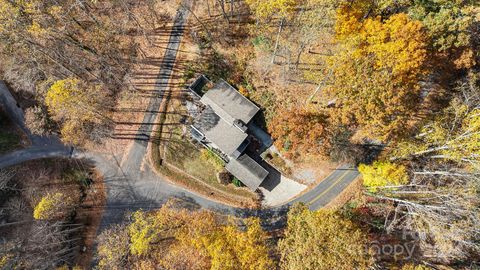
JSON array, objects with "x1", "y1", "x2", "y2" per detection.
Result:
[{"x1": 308, "y1": 170, "x2": 351, "y2": 206}]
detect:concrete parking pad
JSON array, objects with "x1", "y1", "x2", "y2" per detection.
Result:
[{"x1": 260, "y1": 174, "x2": 306, "y2": 207}]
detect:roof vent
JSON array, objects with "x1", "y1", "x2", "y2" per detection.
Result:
[{"x1": 233, "y1": 119, "x2": 248, "y2": 132}]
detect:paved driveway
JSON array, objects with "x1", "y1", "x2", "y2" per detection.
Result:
[
  {"x1": 121, "y1": 4, "x2": 189, "y2": 174},
  {"x1": 258, "y1": 160, "x2": 306, "y2": 206},
  {"x1": 260, "y1": 176, "x2": 306, "y2": 206}
]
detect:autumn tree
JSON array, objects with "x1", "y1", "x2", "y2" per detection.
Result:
[
  {"x1": 97, "y1": 225, "x2": 130, "y2": 270},
  {"x1": 268, "y1": 108, "x2": 331, "y2": 157},
  {"x1": 245, "y1": 0, "x2": 299, "y2": 20},
  {"x1": 246, "y1": 0, "x2": 303, "y2": 64},
  {"x1": 401, "y1": 264, "x2": 432, "y2": 270},
  {"x1": 358, "y1": 161, "x2": 409, "y2": 192},
  {"x1": 173, "y1": 217, "x2": 274, "y2": 270},
  {"x1": 278, "y1": 203, "x2": 373, "y2": 270},
  {"x1": 326, "y1": 11, "x2": 428, "y2": 141},
  {"x1": 45, "y1": 78, "x2": 111, "y2": 145},
  {"x1": 97, "y1": 202, "x2": 275, "y2": 270},
  {"x1": 373, "y1": 0, "x2": 479, "y2": 69},
  {"x1": 0, "y1": 0, "x2": 137, "y2": 92},
  {"x1": 128, "y1": 207, "x2": 186, "y2": 256},
  {"x1": 364, "y1": 74, "x2": 480, "y2": 263},
  {"x1": 392, "y1": 77, "x2": 480, "y2": 168},
  {"x1": 33, "y1": 192, "x2": 74, "y2": 220}
]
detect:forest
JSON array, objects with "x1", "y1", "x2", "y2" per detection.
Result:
[{"x1": 0, "y1": 0, "x2": 479, "y2": 269}]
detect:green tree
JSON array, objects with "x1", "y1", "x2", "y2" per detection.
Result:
[
  {"x1": 278, "y1": 204, "x2": 373, "y2": 270},
  {"x1": 408, "y1": 0, "x2": 477, "y2": 52}
]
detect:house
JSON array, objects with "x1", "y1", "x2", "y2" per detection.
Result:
[{"x1": 189, "y1": 78, "x2": 269, "y2": 191}]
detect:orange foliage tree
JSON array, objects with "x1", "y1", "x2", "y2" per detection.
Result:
[{"x1": 268, "y1": 108, "x2": 331, "y2": 157}]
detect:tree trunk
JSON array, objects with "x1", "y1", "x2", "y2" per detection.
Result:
[
  {"x1": 272, "y1": 18, "x2": 285, "y2": 64},
  {"x1": 217, "y1": 0, "x2": 230, "y2": 23}
]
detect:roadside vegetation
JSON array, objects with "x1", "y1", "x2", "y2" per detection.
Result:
[
  {"x1": 0, "y1": 0, "x2": 479, "y2": 269},
  {"x1": 0, "y1": 107, "x2": 24, "y2": 154},
  {"x1": 96, "y1": 200, "x2": 275, "y2": 270},
  {"x1": 0, "y1": 158, "x2": 105, "y2": 269},
  {"x1": 97, "y1": 199, "x2": 378, "y2": 270},
  {"x1": 175, "y1": 0, "x2": 480, "y2": 268}
]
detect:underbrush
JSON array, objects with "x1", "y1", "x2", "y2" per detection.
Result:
[
  {"x1": 0, "y1": 108, "x2": 22, "y2": 154},
  {"x1": 0, "y1": 158, "x2": 105, "y2": 268}
]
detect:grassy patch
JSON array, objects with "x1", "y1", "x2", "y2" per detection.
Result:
[
  {"x1": 200, "y1": 148, "x2": 225, "y2": 171},
  {"x1": 151, "y1": 99, "x2": 258, "y2": 207},
  {"x1": 164, "y1": 131, "x2": 255, "y2": 200},
  {"x1": 165, "y1": 135, "x2": 219, "y2": 183}
]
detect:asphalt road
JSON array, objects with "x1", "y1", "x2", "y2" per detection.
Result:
[
  {"x1": 121, "y1": 4, "x2": 188, "y2": 174},
  {"x1": 0, "y1": 145, "x2": 71, "y2": 168},
  {"x1": 0, "y1": 1, "x2": 359, "y2": 231},
  {"x1": 291, "y1": 166, "x2": 359, "y2": 210}
]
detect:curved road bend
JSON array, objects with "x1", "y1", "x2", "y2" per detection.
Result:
[
  {"x1": 291, "y1": 166, "x2": 359, "y2": 210},
  {"x1": 0, "y1": 146, "x2": 357, "y2": 228},
  {"x1": 0, "y1": 1, "x2": 359, "y2": 231}
]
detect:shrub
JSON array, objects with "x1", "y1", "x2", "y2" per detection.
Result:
[
  {"x1": 217, "y1": 170, "x2": 232, "y2": 185},
  {"x1": 232, "y1": 177, "x2": 243, "y2": 187},
  {"x1": 24, "y1": 106, "x2": 55, "y2": 136}
]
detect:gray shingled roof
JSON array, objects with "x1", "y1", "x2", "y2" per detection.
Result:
[
  {"x1": 200, "y1": 80, "x2": 259, "y2": 125},
  {"x1": 193, "y1": 106, "x2": 247, "y2": 156},
  {"x1": 226, "y1": 154, "x2": 269, "y2": 191}
]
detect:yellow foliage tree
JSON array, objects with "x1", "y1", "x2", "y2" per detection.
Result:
[
  {"x1": 33, "y1": 192, "x2": 73, "y2": 220},
  {"x1": 45, "y1": 78, "x2": 109, "y2": 145},
  {"x1": 103, "y1": 203, "x2": 275, "y2": 269},
  {"x1": 335, "y1": 0, "x2": 373, "y2": 39},
  {"x1": 0, "y1": 254, "x2": 12, "y2": 269},
  {"x1": 278, "y1": 204, "x2": 373, "y2": 270},
  {"x1": 245, "y1": 0, "x2": 299, "y2": 19},
  {"x1": 358, "y1": 161, "x2": 409, "y2": 192},
  {"x1": 177, "y1": 218, "x2": 274, "y2": 270},
  {"x1": 97, "y1": 225, "x2": 130, "y2": 270},
  {"x1": 391, "y1": 97, "x2": 480, "y2": 165},
  {"x1": 46, "y1": 78, "x2": 98, "y2": 122},
  {"x1": 128, "y1": 208, "x2": 186, "y2": 256},
  {"x1": 327, "y1": 12, "x2": 428, "y2": 141},
  {"x1": 401, "y1": 264, "x2": 432, "y2": 270},
  {"x1": 0, "y1": 0, "x2": 20, "y2": 33}
]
